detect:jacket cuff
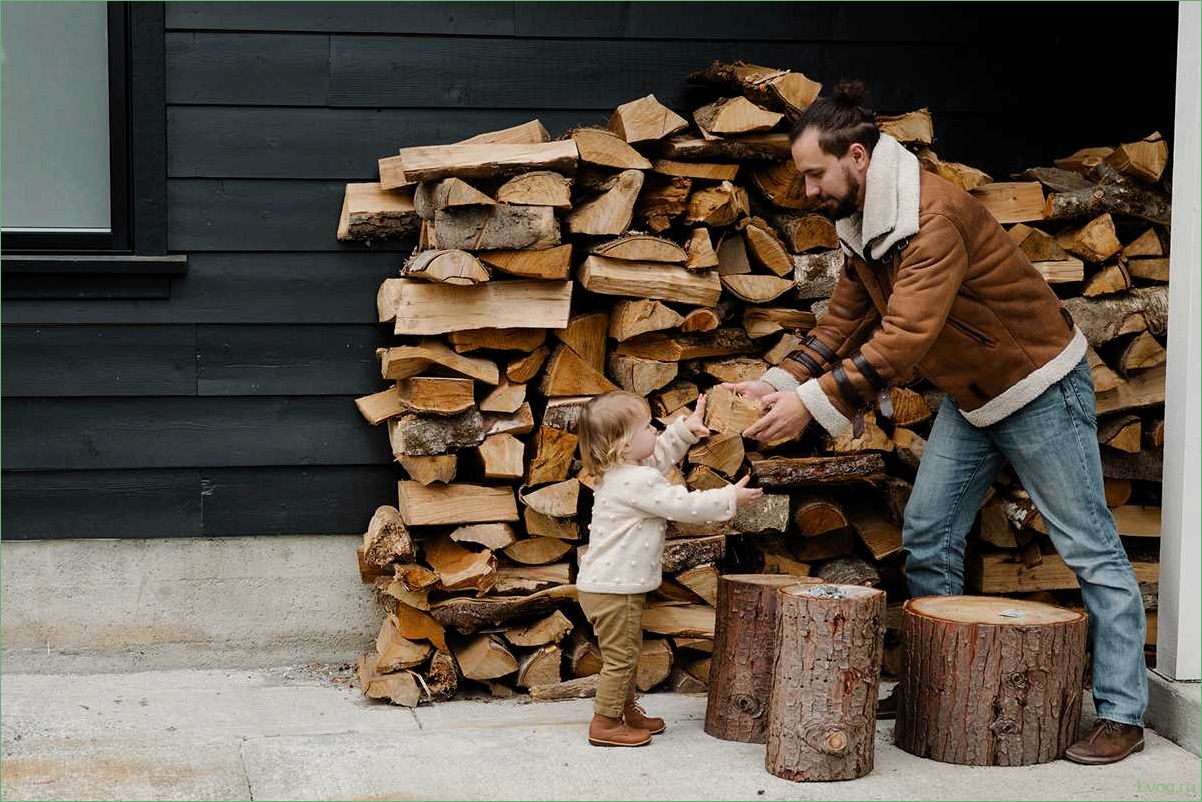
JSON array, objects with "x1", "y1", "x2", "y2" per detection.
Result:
[
  {"x1": 760, "y1": 366, "x2": 801, "y2": 393},
  {"x1": 668, "y1": 415, "x2": 701, "y2": 446},
  {"x1": 798, "y1": 379, "x2": 851, "y2": 438}
]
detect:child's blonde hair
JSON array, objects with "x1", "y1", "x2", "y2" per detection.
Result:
[{"x1": 577, "y1": 391, "x2": 651, "y2": 475}]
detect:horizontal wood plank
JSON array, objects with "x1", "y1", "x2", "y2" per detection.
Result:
[{"x1": 166, "y1": 32, "x2": 329, "y2": 105}]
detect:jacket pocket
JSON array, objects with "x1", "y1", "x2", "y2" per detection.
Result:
[{"x1": 945, "y1": 316, "x2": 996, "y2": 347}]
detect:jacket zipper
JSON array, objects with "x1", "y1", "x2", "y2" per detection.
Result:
[{"x1": 946, "y1": 316, "x2": 995, "y2": 346}]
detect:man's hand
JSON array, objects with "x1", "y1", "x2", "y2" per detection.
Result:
[
  {"x1": 684, "y1": 393, "x2": 710, "y2": 438},
  {"x1": 742, "y1": 391, "x2": 812, "y2": 443},
  {"x1": 721, "y1": 380, "x2": 775, "y2": 401}
]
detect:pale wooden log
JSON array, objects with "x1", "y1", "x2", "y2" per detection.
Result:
[
  {"x1": 516, "y1": 645, "x2": 563, "y2": 689},
  {"x1": 1055, "y1": 146, "x2": 1114, "y2": 172},
  {"x1": 542, "y1": 397, "x2": 590, "y2": 432},
  {"x1": 380, "y1": 338, "x2": 499, "y2": 384},
  {"x1": 793, "y1": 249, "x2": 844, "y2": 299},
  {"x1": 752, "y1": 455, "x2": 887, "y2": 487},
  {"x1": 477, "y1": 244, "x2": 572, "y2": 280},
  {"x1": 765, "y1": 334, "x2": 804, "y2": 365},
  {"x1": 1007, "y1": 222, "x2": 1070, "y2": 262},
  {"x1": 660, "y1": 132, "x2": 791, "y2": 161},
  {"x1": 398, "y1": 454, "x2": 457, "y2": 486},
  {"x1": 720, "y1": 274, "x2": 794, "y2": 303},
  {"x1": 362, "y1": 505, "x2": 415, "y2": 568},
  {"x1": 529, "y1": 675, "x2": 600, "y2": 701},
  {"x1": 1055, "y1": 213, "x2": 1123, "y2": 262},
  {"x1": 553, "y1": 311, "x2": 610, "y2": 372},
  {"x1": 741, "y1": 307, "x2": 816, "y2": 338},
  {"x1": 396, "y1": 377, "x2": 475, "y2": 415},
  {"x1": 895, "y1": 597, "x2": 1087, "y2": 766},
  {"x1": 688, "y1": 432, "x2": 744, "y2": 477},
  {"x1": 521, "y1": 478, "x2": 580, "y2": 518},
  {"x1": 504, "y1": 537, "x2": 573, "y2": 566},
  {"x1": 916, "y1": 148, "x2": 992, "y2": 191},
  {"x1": 455, "y1": 634, "x2": 519, "y2": 681},
  {"x1": 891, "y1": 427, "x2": 927, "y2": 472},
  {"x1": 687, "y1": 465, "x2": 729, "y2": 492},
  {"x1": 609, "y1": 299, "x2": 685, "y2": 341},
  {"x1": 355, "y1": 387, "x2": 405, "y2": 425},
  {"x1": 685, "y1": 227, "x2": 720, "y2": 269},
  {"x1": 677, "y1": 564, "x2": 721, "y2": 606},
  {"x1": 450, "y1": 522, "x2": 518, "y2": 551},
  {"x1": 1112, "y1": 505, "x2": 1162, "y2": 538},
  {"x1": 791, "y1": 494, "x2": 848, "y2": 538},
  {"x1": 1119, "y1": 331, "x2": 1168, "y2": 375},
  {"x1": 494, "y1": 563, "x2": 572, "y2": 595},
  {"x1": 506, "y1": 346, "x2": 550, "y2": 384},
  {"x1": 652, "y1": 159, "x2": 740, "y2": 181},
  {"x1": 705, "y1": 385, "x2": 764, "y2": 435},
  {"x1": 480, "y1": 380, "x2": 526, "y2": 414},
  {"x1": 1122, "y1": 227, "x2": 1165, "y2": 258},
  {"x1": 505, "y1": 610, "x2": 574, "y2": 647},
  {"x1": 766, "y1": 584, "x2": 885, "y2": 781},
  {"x1": 636, "y1": 638, "x2": 674, "y2": 692},
  {"x1": 1105, "y1": 131, "x2": 1168, "y2": 182},
  {"x1": 395, "y1": 563, "x2": 441, "y2": 592},
  {"x1": 743, "y1": 217, "x2": 793, "y2": 277},
  {"x1": 398, "y1": 481, "x2": 518, "y2": 526},
  {"x1": 337, "y1": 182, "x2": 420, "y2": 241},
  {"x1": 476, "y1": 433, "x2": 525, "y2": 481},
  {"x1": 430, "y1": 585, "x2": 577, "y2": 635},
  {"x1": 1087, "y1": 346, "x2": 1125, "y2": 393},
  {"x1": 358, "y1": 654, "x2": 421, "y2": 707},
  {"x1": 422, "y1": 650, "x2": 459, "y2": 703},
  {"x1": 568, "y1": 629, "x2": 604, "y2": 677},
  {"x1": 751, "y1": 160, "x2": 811, "y2": 209},
  {"x1": 568, "y1": 169, "x2": 645, "y2": 236},
  {"x1": 1033, "y1": 259, "x2": 1085, "y2": 284},
  {"x1": 636, "y1": 174, "x2": 691, "y2": 233},
  {"x1": 876, "y1": 108, "x2": 933, "y2": 145},
  {"x1": 615, "y1": 328, "x2": 756, "y2": 362},
  {"x1": 1097, "y1": 363, "x2": 1166, "y2": 414},
  {"x1": 377, "y1": 278, "x2": 405, "y2": 323},
  {"x1": 694, "y1": 96, "x2": 783, "y2": 136},
  {"x1": 642, "y1": 603, "x2": 716, "y2": 638},
  {"x1": 702, "y1": 356, "x2": 770, "y2": 384},
  {"x1": 541, "y1": 344, "x2": 618, "y2": 397},
  {"x1": 968, "y1": 550, "x2": 1158, "y2": 593},
  {"x1": 652, "y1": 381, "x2": 700, "y2": 418},
  {"x1": 889, "y1": 387, "x2": 932, "y2": 426},
  {"x1": 571, "y1": 127, "x2": 653, "y2": 170},
  {"x1": 483, "y1": 401, "x2": 535, "y2": 436},
  {"x1": 1065, "y1": 287, "x2": 1167, "y2": 346},
  {"x1": 414, "y1": 178, "x2": 495, "y2": 220},
  {"x1": 773, "y1": 212, "x2": 839, "y2": 253},
  {"x1": 450, "y1": 327, "x2": 546, "y2": 355},
  {"x1": 388, "y1": 410, "x2": 485, "y2": 457},
  {"x1": 751, "y1": 536, "x2": 814, "y2": 578},
  {"x1": 391, "y1": 604, "x2": 448, "y2": 652},
  {"x1": 457, "y1": 118, "x2": 551, "y2": 146},
  {"x1": 1127, "y1": 257, "x2": 1170, "y2": 283},
  {"x1": 592, "y1": 234, "x2": 687, "y2": 264},
  {"x1": 377, "y1": 155, "x2": 413, "y2": 192},
  {"x1": 685, "y1": 181, "x2": 750, "y2": 227},
  {"x1": 1104, "y1": 477, "x2": 1134, "y2": 508},
  {"x1": 579, "y1": 254, "x2": 722, "y2": 307},
  {"x1": 608, "y1": 93, "x2": 688, "y2": 143},
  {"x1": 1098, "y1": 415, "x2": 1142, "y2": 453},
  {"x1": 849, "y1": 506, "x2": 903, "y2": 561},
  {"x1": 392, "y1": 279, "x2": 572, "y2": 337},
  {"x1": 717, "y1": 230, "x2": 752, "y2": 276},
  {"x1": 422, "y1": 533, "x2": 498, "y2": 593},
  {"x1": 495, "y1": 171, "x2": 572, "y2": 208},
  {"x1": 828, "y1": 411, "x2": 894, "y2": 454},
  {"x1": 527, "y1": 426, "x2": 578, "y2": 486},
  {"x1": 434, "y1": 204, "x2": 559, "y2": 251},
  {"x1": 608, "y1": 353, "x2": 678, "y2": 396},
  {"x1": 789, "y1": 528, "x2": 854, "y2": 563},
  {"x1": 687, "y1": 61, "x2": 821, "y2": 118},
  {"x1": 969, "y1": 182, "x2": 1046, "y2": 224},
  {"x1": 397, "y1": 140, "x2": 578, "y2": 182}
]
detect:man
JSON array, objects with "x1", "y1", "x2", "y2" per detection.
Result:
[{"x1": 729, "y1": 81, "x2": 1148, "y2": 765}]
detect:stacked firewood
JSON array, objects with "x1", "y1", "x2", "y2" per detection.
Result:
[{"x1": 343, "y1": 61, "x2": 1171, "y2": 706}]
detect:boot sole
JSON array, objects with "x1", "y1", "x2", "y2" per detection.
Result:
[
  {"x1": 1064, "y1": 740, "x2": 1145, "y2": 765},
  {"x1": 589, "y1": 736, "x2": 652, "y2": 747}
]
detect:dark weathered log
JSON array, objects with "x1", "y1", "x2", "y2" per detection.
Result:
[
  {"x1": 1064, "y1": 287, "x2": 1168, "y2": 347},
  {"x1": 752, "y1": 455, "x2": 887, "y2": 487},
  {"x1": 814, "y1": 556, "x2": 881, "y2": 587},
  {"x1": 662, "y1": 535, "x2": 726, "y2": 573},
  {"x1": 766, "y1": 584, "x2": 886, "y2": 781},
  {"x1": 705, "y1": 574, "x2": 822, "y2": 743},
  {"x1": 895, "y1": 596, "x2": 1088, "y2": 766},
  {"x1": 429, "y1": 585, "x2": 577, "y2": 635},
  {"x1": 1042, "y1": 166, "x2": 1171, "y2": 226}
]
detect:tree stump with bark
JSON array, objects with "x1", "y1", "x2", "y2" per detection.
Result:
[
  {"x1": 766, "y1": 583, "x2": 886, "y2": 782},
  {"x1": 704, "y1": 574, "x2": 822, "y2": 743},
  {"x1": 894, "y1": 596, "x2": 1088, "y2": 766}
]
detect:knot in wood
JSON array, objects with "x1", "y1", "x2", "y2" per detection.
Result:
[
  {"x1": 989, "y1": 717, "x2": 1020, "y2": 735},
  {"x1": 1005, "y1": 671, "x2": 1029, "y2": 691},
  {"x1": 803, "y1": 723, "x2": 850, "y2": 755},
  {"x1": 733, "y1": 693, "x2": 764, "y2": 718}
]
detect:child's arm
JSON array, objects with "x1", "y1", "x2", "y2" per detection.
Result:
[
  {"x1": 641, "y1": 395, "x2": 710, "y2": 474},
  {"x1": 624, "y1": 469, "x2": 738, "y2": 524}
]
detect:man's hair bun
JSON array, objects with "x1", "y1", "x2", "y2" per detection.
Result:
[{"x1": 831, "y1": 80, "x2": 868, "y2": 106}]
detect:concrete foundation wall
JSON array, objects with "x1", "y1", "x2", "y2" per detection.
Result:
[{"x1": 1, "y1": 536, "x2": 379, "y2": 673}]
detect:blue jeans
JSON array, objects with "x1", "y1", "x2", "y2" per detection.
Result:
[{"x1": 902, "y1": 357, "x2": 1147, "y2": 726}]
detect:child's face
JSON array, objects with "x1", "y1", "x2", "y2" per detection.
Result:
[{"x1": 619, "y1": 413, "x2": 657, "y2": 463}]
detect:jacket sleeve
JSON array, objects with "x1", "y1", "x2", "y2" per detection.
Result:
[
  {"x1": 640, "y1": 416, "x2": 700, "y2": 475},
  {"x1": 625, "y1": 470, "x2": 739, "y2": 524},
  {"x1": 799, "y1": 213, "x2": 969, "y2": 437},
  {"x1": 760, "y1": 251, "x2": 879, "y2": 393}
]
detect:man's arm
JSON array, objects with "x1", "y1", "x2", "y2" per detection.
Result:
[{"x1": 799, "y1": 213, "x2": 969, "y2": 436}]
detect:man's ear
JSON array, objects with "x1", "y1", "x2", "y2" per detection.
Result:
[{"x1": 848, "y1": 142, "x2": 869, "y2": 168}]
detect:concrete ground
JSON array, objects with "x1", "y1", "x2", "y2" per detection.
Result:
[{"x1": 2, "y1": 667, "x2": 1198, "y2": 801}]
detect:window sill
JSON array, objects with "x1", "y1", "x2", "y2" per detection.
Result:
[{"x1": 1, "y1": 254, "x2": 187, "y2": 275}]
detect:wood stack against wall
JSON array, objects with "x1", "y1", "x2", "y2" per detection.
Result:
[{"x1": 343, "y1": 61, "x2": 1172, "y2": 706}]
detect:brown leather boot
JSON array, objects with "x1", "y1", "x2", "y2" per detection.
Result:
[
  {"x1": 624, "y1": 699, "x2": 666, "y2": 734},
  {"x1": 588, "y1": 713, "x2": 652, "y2": 747},
  {"x1": 1065, "y1": 719, "x2": 1145, "y2": 765}
]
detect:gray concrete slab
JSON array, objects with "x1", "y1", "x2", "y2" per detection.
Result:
[
  {"x1": 1147, "y1": 671, "x2": 1202, "y2": 757},
  {"x1": 3, "y1": 668, "x2": 1199, "y2": 802}
]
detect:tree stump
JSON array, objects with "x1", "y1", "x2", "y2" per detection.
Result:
[
  {"x1": 766, "y1": 583, "x2": 885, "y2": 782},
  {"x1": 894, "y1": 596, "x2": 1088, "y2": 766},
  {"x1": 705, "y1": 574, "x2": 822, "y2": 743}
]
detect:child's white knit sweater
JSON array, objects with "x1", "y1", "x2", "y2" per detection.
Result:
[{"x1": 576, "y1": 417, "x2": 739, "y2": 594}]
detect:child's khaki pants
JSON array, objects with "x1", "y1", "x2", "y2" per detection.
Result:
[{"x1": 577, "y1": 591, "x2": 646, "y2": 718}]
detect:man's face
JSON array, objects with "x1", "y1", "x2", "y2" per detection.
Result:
[{"x1": 792, "y1": 128, "x2": 870, "y2": 220}]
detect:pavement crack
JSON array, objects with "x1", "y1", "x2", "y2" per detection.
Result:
[
  {"x1": 237, "y1": 738, "x2": 256, "y2": 801},
  {"x1": 410, "y1": 708, "x2": 423, "y2": 730}
]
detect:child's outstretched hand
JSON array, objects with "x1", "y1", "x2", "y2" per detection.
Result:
[
  {"x1": 733, "y1": 475, "x2": 764, "y2": 509},
  {"x1": 685, "y1": 393, "x2": 710, "y2": 438}
]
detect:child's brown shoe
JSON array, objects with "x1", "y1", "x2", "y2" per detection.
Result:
[
  {"x1": 588, "y1": 713, "x2": 652, "y2": 747},
  {"x1": 624, "y1": 700, "x2": 666, "y2": 734}
]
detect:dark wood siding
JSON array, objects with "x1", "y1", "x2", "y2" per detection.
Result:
[{"x1": 2, "y1": 1, "x2": 1178, "y2": 538}]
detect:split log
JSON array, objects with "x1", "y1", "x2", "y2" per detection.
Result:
[
  {"x1": 717, "y1": 232, "x2": 752, "y2": 275},
  {"x1": 568, "y1": 630, "x2": 604, "y2": 677},
  {"x1": 554, "y1": 311, "x2": 610, "y2": 372},
  {"x1": 637, "y1": 174, "x2": 691, "y2": 232},
  {"x1": 568, "y1": 169, "x2": 645, "y2": 236},
  {"x1": 660, "y1": 132, "x2": 791, "y2": 162},
  {"x1": 916, "y1": 148, "x2": 991, "y2": 191},
  {"x1": 969, "y1": 182, "x2": 1045, "y2": 224},
  {"x1": 397, "y1": 481, "x2": 518, "y2": 526},
  {"x1": 1095, "y1": 363, "x2": 1166, "y2": 414},
  {"x1": 1087, "y1": 347, "x2": 1125, "y2": 393},
  {"x1": 422, "y1": 534, "x2": 497, "y2": 593},
  {"x1": 1033, "y1": 259, "x2": 1085, "y2": 283},
  {"x1": 362, "y1": 505, "x2": 415, "y2": 567},
  {"x1": 848, "y1": 507, "x2": 903, "y2": 561},
  {"x1": 752, "y1": 455, "x2": 887, "y2": 487},
  {"x1": 662, "y1": 535, "x2": 726, "y2": 573},
  {"x1": 505, "y1": 611, "x2": 573, "y2": 649},
  {"x1": 744, "y1": 217, "x2": 793, "y2": 276},
  {"x1": 392, "y1": 604, "x2": 448, "y2": 652},
  {"x1": 480, "y1": 380, "x2": 526, "y2": 414},
  {"x1": 542, "y1": 397, "x2": 590, "y2": 432},
  {"x1": 359, "y1": 654, "x2": 421, "y2": 706},
  {"x1": 506, "y1": 346, "x2": 550, "y2": 384},
  {"x1": 541, "y1": 344, "x2": 619, "y2": 396},
  {"x1": 527, "y1": 426, "x2": 578, "y2": 486},
  {"x1": 414, "y1": 178, "x2": 495, "y2": 219},
  {"x1": 608, "y1": 353, "x2": 679, "y2": 396},
  {"x1": 968, "y1": 549, "x2": 1158, "y2": 593},
  {"x1": 356, "y1": 387, "x2": 405, "y2": 426},
  {"x1": 422, "y1": 650, "x2": 459, "y2": 702},
  {"x1": 476, "y1": 433, "x2": 525, "y2": 480},
  {"x1": 388, "y1": 409, "x2": 485, "y2": 457},
  {"x1": 1119, "y1": 331, "x2": 1167, "y2": 375},
  {"x1": 434, "y1": 204, "x2": 560, "y2": 251},
  {"x1": 685, "y1": 181, "x2": 750, "y2": 227},
  {"x1": 792, "y1": 495, "x2": 848, "y2": 538},
  {"x1": 1056, "y1": 213, "x2": 1123, "y2": 262},
  {"x1": 592, "y1": 234, "x2": 687, "y2": 264},
  {"x1": 1127, "y1": 257, "x2": 1170, "y2": 283},
  {"x1": 766, "y1": 583, "x2": 885, "y2": 781},
  {"x1": 398, "y1": 454, "x2": 457, "y2": 486},
  {"x1": 1105, "y1": 131, "x2": 1168, "y2": 183},
  {"x1": 495, "y1": 171, "x2": 572, "y2": 208},
  {"x1": 571, "y1": 127, "x2": 653, "y2": 170},
  {"x1": 694, "y1": 96, "x2": 783, "y2": 136},
  {"x1": 891, "y1": 427, "x2": 927, "y2": 472},
  {"x1": 652, "y1": 159, "x2": 740, "y2": 181},
  {"x1": 609, "y1": 299, "x2": 685, "y2": 341},
  {"x1": 793, "y1": 249, "x2": 844, "y2": 299},
  {"x1": 732, "y1": 493, "x2": 791, "y2": 534},
  {"x1": 1064, "y1": 287, "x2": 1167, "y2": 346},
  {"x1": 397, "y1": 140, "x2": 578, "y2": 182},
  {"x1": 751, "y1": 160, "x2": 812, "y2": 209},
  {"x1": 685, "y1": 227, "x2": 720, "y2": 269},
  {"x1": 681, "y1": 308, "x2": 721, "y2": 333},
  {"x1": 1054, "y1": 146, "x2": 1114, "y2": 172},
  {"x1": 742, "y1": 307, "x2": 816, "y2": 339},
  {"x1": 1122, "y1": 227, "x2": 1165, "y2": 258},
  {"x1": 702, "y1": 356, "x2": 769, "y2": 384},
  {"x1": 525, "y1": 508, "x2": 580, "y2": 541},
  {"x1": 483, "y1": 401, "x2": 535, "y2": 436},
  {"x1": 493, "y1": 563, "x2": 571, "y2": 594},
  {"x1": 478, "y1": 244, "x2": 572, "y2": 280},
  {"x1": 895, "y1": 596, "x2": 1088, "y2": 766},
  {"x1": 396, "y1": 377, "x2": 475, "y2": 415},
  {"x1": 392, "y1": 279, "x2": 572, "y2": 336},
  {"x1": 1104, "y1": 477, "x2": 1134, "y2": 508},
  {"x1": 889, "y1": 387, "x2": 932, "y2": 426},
  {"x1": 529, "y1": 675, "x2": 600, "y2": 701},
  {"x1": 454, "y1": 634, "x2": 519, "y2": 681},
  {"x1": 688, "y1": 432, "x2": 745, "y2": 477},
  {"x1": 705, "y1": 574, "x2": 823, "y2": 743},
  {"x1": 772, "y1": 212, "x2": 839, "y2": 253},
  {"x1": 504, "y1": 537, "x2": 573, "y2": 566},
  {"x1": 521, "y1": 478, "x2": 580, "y2": 518},
  {"x1": 337, "y1": 183, "x2": 420, "y2": 241},
  {"x1": 827, "y1": 411, "x2": 894, "y2": 454},
  {"x1": 641, "y1": 603, "x2": 717, "y2": 638},
  {"x1": 457, "y1": 118, "x2": 550, "y2": 146},
  {"x1": 381, "y1": 338, "x2": 499, "y2": 384},
  {"x1": 876, "y1": 108, "x2": 933, "y2": 145},
  {"x1": 579, "y1": 254, "x2": 722, "y2": 307},
  {"x1": 1112, "y1": 505, "x2": 1162, "y2": 538},
  {"x1": 430, "y1": 585, "x2": 578, "y2": 635},
  {"x1": 637, "y1": 639, "x2": 675, "y2": 691},
  {"x1": 516, "y1": 645, "x2": 563, "y2": 688},
  {"x1": 687, "y1": 61, "x2": 821, "y2": 118},
  {"x1": 653, "y1": 381, "x2": 700, "y2": 417},
  {"x1": 788, "y1": 528, "x2": 854, "y2": 562},
  {"x1": 720, "y1": 274, "x2": 794, "y2": 303},
  {"x1": 451, "y1": 522, "x2": 518, "y2": 551},
  {"x1": 1098, "y1": 415, "x2": 1143, "y2": 453},
  {"x1": 608, "y1": 93, "x2": 689, "y2": 143},
  {"x1": 677, "y1": 564, "x2": 720, "y2": 606},
  {"x1": 687, "y1": 465, "x2": 729, "y2": 491},
  {"x1": 704, "y1": 385, "x2": 764, "y2": 435}
]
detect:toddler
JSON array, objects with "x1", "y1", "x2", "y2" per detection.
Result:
[{"x1": 575, "y1": 390, "x2": 762, "y2": 747}]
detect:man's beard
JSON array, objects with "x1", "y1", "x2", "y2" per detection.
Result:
[{"x1": 826, "y1": 168, "x2": 862, "y2": 220}]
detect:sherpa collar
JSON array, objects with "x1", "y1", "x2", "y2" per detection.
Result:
[{"x1": 835, "y1": 133, "x2": 921, "y2": 261}]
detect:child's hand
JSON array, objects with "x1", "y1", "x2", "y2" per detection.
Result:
[
  {"x1": 733, "y1": 475, "x2": 764, "y2": 509},
  {"x1": 685, "y1": 393, "x2": 710, "y2": 438}
]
